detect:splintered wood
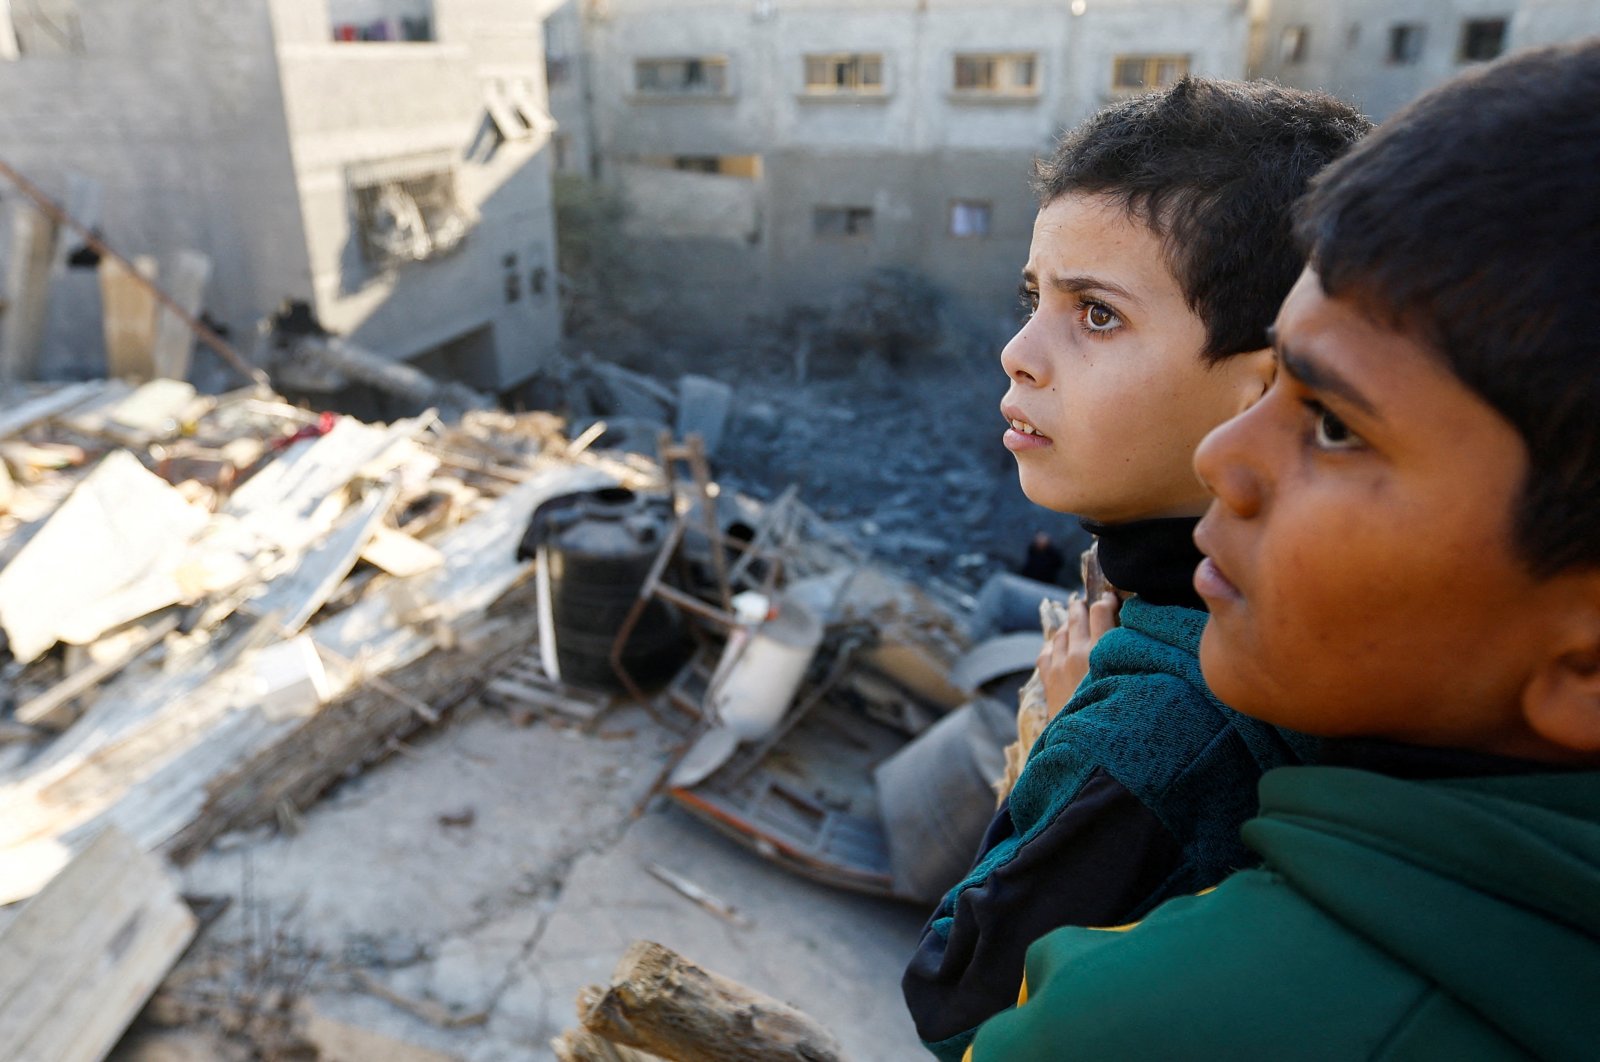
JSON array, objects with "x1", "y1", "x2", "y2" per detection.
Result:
[
  {"x1": 0, "y1": 828, "x2": 196, "y2": 1062},
  {"x1": 0, "y1": 381, "x2": 617, "y2": 906},
  {"x1": 563, "y1": 941, "x2": 844, "y2": 1062}
]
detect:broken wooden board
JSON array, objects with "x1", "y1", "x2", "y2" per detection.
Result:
[
  {"x1": 0, "y1": 200, "x2": 56, "y2": 381},
  {"x1": 242, "y1": 479, "x2": 399, "y2": 634},
  {"x1": 0, "y1": 449, "x2": 208, "y2": 662},
  {"x1": 0, "y1": 827, "x2": 196, "y2": 1062},
  {"x1": 100, "y1": 254, "x2": 160, "y2": 381},
  {"x1": 0, "y1": 381, "x2": 108, "y2": 441},
  {"x1": 0, "y1": 462, "x2": 616, "y2": 903},
  {"x1": 224, "y1": 413, "x2": 429, "y2": 556},
  {"x1": 360, "y1": 524, "x2": 444, "y2": 578},
  {"x1": 14, "y1": 612, "x2": 181, "y2": 731},
  {"x1": 59, "y1": 378, "x2": 202, "y2": 447},
  {"x1": 149, "y1": 251, "x2": 210, "y2": 382},
  {"x1": 484, "y1": 659, "x2": 611, "y2": 724}
]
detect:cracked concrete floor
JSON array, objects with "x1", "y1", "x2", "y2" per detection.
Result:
[{"x1": 164, "y1": 701, "x2": 929, "y2": 1060}]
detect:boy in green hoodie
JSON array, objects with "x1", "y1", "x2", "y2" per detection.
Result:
[{"x1": 968, "y1": 39, "x2": 1600, "y2": 1061}]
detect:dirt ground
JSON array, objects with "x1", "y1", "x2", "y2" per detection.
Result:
[{"x1": 116, "y1": 701, "x2": 930, "y2": 1061}]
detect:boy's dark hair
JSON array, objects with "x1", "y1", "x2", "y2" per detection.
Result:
[
  {"x1": 1296, "y1": 39, "x2": 1600, "y2": 576},
  {"x1": 1034, "y1": 78, "x2": 1370, "y2": 363}
]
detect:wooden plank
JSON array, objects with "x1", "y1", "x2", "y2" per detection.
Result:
[
  {"x1": 0, "y1": 828, "x2": 196, "y2": 1062},
  {"x1": 149, "y1": 250, "x2": 210, "y2": 381},
  {"x1": 15, "y1": 612, "x2": 180, "y2": 730},
  {"x1": 0, "y1": 463, "x2": 617, "y2": 904},
  {"x1": 100, "y1": 254, "x2": 159, "y2": 381},
  {"x1": 0, "y1": 380, "x2": 108, "y2": 440},
  {"x1": 243, "y1": 480, "x2": 399, "y2": 634},
  {"x1": 0, "y1": 200, "x2": 55, "y2": 381},
  {"x1": 360, "y1": 524, "x2": 444, "y2": 577}
]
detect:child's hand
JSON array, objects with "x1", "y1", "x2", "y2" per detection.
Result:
[{"x1": 1039, "y1": 592, "x2": 1121, "y2": 711}]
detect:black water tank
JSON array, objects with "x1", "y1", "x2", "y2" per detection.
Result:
[{"x1": 524, "y1": 487, "x2": 691, "y2": 691}]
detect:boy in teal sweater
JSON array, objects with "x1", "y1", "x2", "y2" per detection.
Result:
[
  {"x1": 970, "y1": 39, "x2": 1600, "y2": 1060},
  {"x1": 903, "y1": 80, "x2": 1369, "y2": 1059}
]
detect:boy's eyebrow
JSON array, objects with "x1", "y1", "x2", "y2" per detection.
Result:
[
  {"x1": 1020, "y1": 268, "x2": 1139, "y2": 305},
  {"x1": 1276, "y1": 342, "x2": 1381, "y2": 419}
]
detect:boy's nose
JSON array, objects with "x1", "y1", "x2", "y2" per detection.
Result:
[
  {"x1": 1000, "y1": 322, "x2": 1047, "y2": 387},
  {"x1": 1195, "y1": 406, "x2": 1265, "y2": 519}
]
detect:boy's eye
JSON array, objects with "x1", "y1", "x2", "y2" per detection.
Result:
[
  {"x1": 1309, "y1": 401, "x2": 1364, "y2": 451},
  {"x1": 1082, "y1": 300, "x2": 1121, "y2": 333},
  {"x1": 1018, "y1": 284, "x2": 1039, "y2": 318}
]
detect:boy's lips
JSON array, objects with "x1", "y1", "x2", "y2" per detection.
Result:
[
  {"x1": 1001, "y1": 405, "x2": 1053, "y2": 451},
  {"x1": 1192, "y1": 521, "x2": 1243, "y2": 603}
]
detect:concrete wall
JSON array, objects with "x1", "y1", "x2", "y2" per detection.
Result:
[
  {"x1": 272, "y1": 0, "x2": 563, "y2": 390},
  {"x1": 560, "y1": 0, "x2": 1249, "y2": 342},
  {"x1": 0, "y1": 0, "x2": 561, "y2": 392},
  {"x1": 0, "y1": 0, "x2": 310, "y2": 381},
  {"x1": 1251, "y1": 0, "x2": 1600, "y2": 120}
]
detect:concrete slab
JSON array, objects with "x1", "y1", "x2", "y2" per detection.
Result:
[{"x1": 176, "y1": 702, "x2": 928, "y2": 1061}]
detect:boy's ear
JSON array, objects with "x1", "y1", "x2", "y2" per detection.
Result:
[
  {"x1": 1523, "y1": 588, "x2": 1600, "y2": 758},
  {"x1": 1224, "y1": 347, "x2": 1276, "y2": 412}
]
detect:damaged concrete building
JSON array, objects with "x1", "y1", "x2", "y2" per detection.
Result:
[
  {"x1": 0, "y1": 0, "x2": 563, "y2": 394},
  {"x1": 1248, "y1": 0, "x2": 1600, "y2": 119},
  {"x1": 541, "y1": 0, "x2": 1251, "y2": 342}
]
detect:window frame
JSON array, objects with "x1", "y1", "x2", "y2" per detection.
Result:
[
  {"x1": 950, "y1": 51, "x2": 1040, "y2": 98},
  {"x1": 1458, "y1": 17, "x2": 1508, "y2": 63},
  {"x1": 633, "y1": 55, "x2": 733, "y2": 98},
  {"x1": 813, "y1": 205, "x2": 875, "y2": 241},
  {"x1": 948, "y1": 200, "x2": 993, "y2": 240},
  {"x1": 1110, "y1": 53, "x2": 1192, "y2": 94},
  {"x1": 1387, "y1": 23, "x2": 1426, "y2": 65},
  {"x1": 802, "y1": 52, "x2": 887, "y2": 96}
]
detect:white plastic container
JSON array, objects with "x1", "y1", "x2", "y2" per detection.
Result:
[{"x1": 707, "y1": 595, "x2": 823, "y2": 739}]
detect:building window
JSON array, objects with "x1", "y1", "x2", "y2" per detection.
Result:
[
  {"x1": 1111, "y1": 54, "x2": 1191, "y2": 93},
  {"x1": 952, "y1": 53, "x2": 1038, "y2": 96},
  {"x1": 1459, "y1": 17, "x2": 1508, "y2": 62},
  {"x1": 1279, "y1": 25, "x2": 1309, "y2": 64},
  {"x1": 635, "y1": 57, "x2": 730, "y2": 96},
  {"x1": 330, "y1": 0, "x2": 435, "y2": 42},
  {"x1": 5, "y1": 0, "x2": 86, "y2": 57},
  {"x1": 635, "y1": 154, "x2": 763, "y2": 179},
  {"x1": 949, "y1": 201, "x2": 992, "y2": 238},
  {"x1": 350, "y1": 156, "x2": 472, "y2": 268},
  {"x1": 1388, "y1": 23, "x2": 1426, "y2": 64},
  {"x1": 674, "y1": 156, "x2": 722, "y2": 173},
  {"x1": 814, "y1": 206, "x2": 874, "y2": 240},
  {"x1": 803, "y1": 53, "x2": 885, "y2": 95}
]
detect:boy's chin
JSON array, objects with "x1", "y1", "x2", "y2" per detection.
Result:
[
  {"x1": 1198, "y1": 627, "x2": 1291, "y2": 727},
  {"x1": 1015, "y1": 475, "x2": 1085, "y2": 517}
]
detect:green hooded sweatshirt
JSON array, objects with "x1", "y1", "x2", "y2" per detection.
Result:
[{"x1": 969, "y1": 764, "x2": 1600, "y2": 1060}]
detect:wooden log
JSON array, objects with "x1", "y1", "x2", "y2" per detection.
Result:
[
  {"x1": 577, "y1": 941, "x2": 844, "y2": 1062},
  {"x1": 552, "y1": 1028, "x2": 664, "y2": 1062}
]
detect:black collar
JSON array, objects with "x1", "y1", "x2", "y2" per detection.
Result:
[{"x1": 1079, "y1": 516, "x2": 1206, "y2": 611}]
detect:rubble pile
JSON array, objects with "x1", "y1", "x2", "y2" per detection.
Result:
[{"x1": 0, "y1": 363, "x2": 1060, "y2": 1061}]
